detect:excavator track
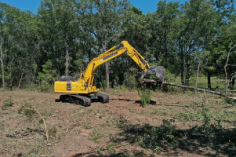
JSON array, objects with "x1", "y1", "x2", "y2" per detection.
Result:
[
  {"x1": 96, "y1": 93, "x2": 109, "y2": 103},
  {"x1": 59, "y1": 94, "x2": 91, "y2": 107}
]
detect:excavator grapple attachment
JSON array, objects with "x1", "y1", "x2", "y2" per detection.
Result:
[{"x1": 141, "y1": 66, "x2": 165, "y2": 83}]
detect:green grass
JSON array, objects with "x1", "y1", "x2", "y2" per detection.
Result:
[
  {"x1": 173, "y1": 76, "x2": 229, "y2": 91},
  {"x1": 1, "y1": 97, "x2": 14, "y2": 110}
]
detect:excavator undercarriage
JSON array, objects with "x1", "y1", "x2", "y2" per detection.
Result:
[{"x1": 56, "y1": 92, "x2": 109, "y2": 107}]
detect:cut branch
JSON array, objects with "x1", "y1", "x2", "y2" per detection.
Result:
[{"x1": 33, "y1": 108, "x2": 49, "y2": 142}]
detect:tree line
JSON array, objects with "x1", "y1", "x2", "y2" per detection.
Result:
[{"x1": 0, "y1": 0, "x2": 236, "y2": 92}]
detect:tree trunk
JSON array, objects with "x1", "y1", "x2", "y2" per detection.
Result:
[
  {"x1": 0, "y1": 40, "x2": 5, "y2": 89},
  {"x1": 232, "y1": 74, "x2": 235, "y2": 89},
  {"x1": 65, "y1": 32, "x2": 69, "y2": 76},
  {"x1": 18, "y1": 71, "x2": 24, "y2": 89},
  {"x1": 102, "y1": 43, "x2": 109, "y2": 92},
  {"x1": 195, "y1": 59, "x2": 201, "y2": 90},
  {"x1": 186, "y1": 61, "x2": 191, "y2": 86},
  {"x1": 159, "y1": 82, "x2": 235, "y2": 98},
  {"x1": 9, "y1": 58, "x2": 14, "y2": 90},
  {"x1": 105, "y1": 62, "x2": 109, "y2": 92},
  {"x1": 180, "y1": 46, "x2": 185, "y2": 85},
  {"x1": 208, "y1": 71, "x2": 211, "y2": 90},
  {"x1": 224, "y1": 43, "x2": 236, "y2": 94}
]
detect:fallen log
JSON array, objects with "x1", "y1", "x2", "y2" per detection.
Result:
[
  {"x1": 160, "y1": 81, "x2": 236, "y2": 99},
  {"x1": 141, "y1": 78, "x2": 157, "y2": 84},
  {"x1": 141, "y1": 79, "x2": 236, "y2": 99}
]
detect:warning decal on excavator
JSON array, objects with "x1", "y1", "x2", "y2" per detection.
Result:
[{"x1": 67, "y1": 82, "x2": 71, "y2": 91}]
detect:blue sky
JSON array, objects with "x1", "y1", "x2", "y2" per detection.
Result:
[{"x1": 0, "y1": 0, "x2": 187, "y2": 14}]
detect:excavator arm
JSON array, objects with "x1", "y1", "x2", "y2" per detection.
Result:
[{"x1": 82, "y1": 41, "x2": 151, "y2": 87}]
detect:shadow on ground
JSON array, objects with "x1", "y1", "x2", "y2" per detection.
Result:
[
  {"x1": 134, "y1": 100, "x2": 157, "y2": 105},
  {"x1": 110, "y1": 119, "x2": 236, "y2": 157},
  {"x1": 72, "y1": 152, "x2": 155, "y2": 157}
]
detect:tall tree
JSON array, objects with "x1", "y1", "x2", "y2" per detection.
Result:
[
  {"x1": 0, "y1": 3, "x2": 8, "y2": 89},
  {"x1": 149, "y1": 0, "x2": 180, "y2": 74},
  {"x1": 38, "y1": 0, "x2": 78, "y2": 76},
  {"x1": 77, "y1": 0, "x2": 130, "y2": 92},
  {"x1": 175, "y1": 0, "x2": 217, "y2": 85},
  {"x1": 0, "y1": 3, "x2": 39, "y2": 89}
]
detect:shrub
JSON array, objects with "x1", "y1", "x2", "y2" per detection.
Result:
[
  {"x1": 37, "y1": 60, "x2": 58, "y2": 92},
  {"x1": 39, "y1": 119, "x2": 44, "y2": 124},
  {"x1": 140, "y1": 119, "x2": 179, "y2": 151},
  {"x1": 1, "y1": 97, "x2": 14, "y2": 110},
  {"x1": 138, "y1": 89, "x2": 151, "y2": 107},
  {"x1": 18, "y1": 104, "x2": 37, "y2": 120},
  {"x1": 49, "y1": 126, "x2": 57, "y2": 137}
]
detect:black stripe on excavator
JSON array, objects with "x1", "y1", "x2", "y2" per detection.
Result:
[{"x1": 103, "y1": 52, "x2": 118, "y2": 60}]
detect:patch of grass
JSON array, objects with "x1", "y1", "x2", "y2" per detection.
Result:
[
  {"x1": 91, "y1": 130, "x2": 102, "y2": 142},
  {"x1": 112, "y1": 117, "x2": 128, "y2": 126},
  {"x1": 83, "y1": 120, "x2": 92, "y2": 129},
  {"x1": 0, "y1": 123, "x2": 4, "y2": 130},
  {"x1": 212, "y1": 110, "x2": 236, "y2": 123},
  {"x1": 1, "y1": 97, "x2": 14, "y2": 110},
  {"x1": 18, "y1": 103, "x2": 37, "y2": 120},
  {"x1": 106, "y1": 143, "x2": 116, "y2": 154},
  {"x1": 86, "y1": 109, "x2": 94, "y2": 115},
  {"x1": 24, "y1": 109, "x2": 37, "y2": 119},
  {"x1": 150, "y1": 108, "x2": 169, "y2": 116},
  {"x1": 39, "y1": 119, "x2": 44, "y2": 124},
  {"x1": 225, "y1": 98, "x2": 236, "y2": 105},
  {"x1": 106, "y1": 142, "x2": 115, "y2": 150},
  {"x1": 42, "y1": 110, "x2": 52, "y2": 117},
  {"x1": 137, "y1": 110, "x2": 146, "y2": 115},
  {"x1": 138, "y1": 119, "x2": 179, "y2": 151},
  {"x1": 48, "y1": 126, "x2": 57, "y2": 137},
  {"x1": 128, "y1": 107, "x2": 136, "y2": 113},
  {"x1": 97, "y1": 147, "x2": 103, "y2": 155},
  {"x1": 110, "y1": 88, "x2": 121, "y2": 95}
]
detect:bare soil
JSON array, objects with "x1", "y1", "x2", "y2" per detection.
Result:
[{"x1": 0, "y1": 89, "x2": 234, "y2": 157}]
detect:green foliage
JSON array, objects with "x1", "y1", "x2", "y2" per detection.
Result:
[
  {"x1": 37, "y1": 60, "x2": 58, "y2": 92},
  {"x1": 39, "y1": 119, "x2": 44, "y2": 124},
  {"x1": 48, "y1": 126, "x2": 57, "y2": 137},
  {"x1": 91, "y1": 130, "x2": 102, "y2": 142},
  {"x1": 164, "y1": 69, "x2": 176, "y2": 83},
  {"x1": 97, "y1": 148, "x2": 102, "y2": 155},
  {"x1": 106, "y1": 143, "x2": 115, "y2": 152},
  {"x1": 138, "y1": 88, "x2": 152, "y2": 107},
  {"x1": 1, "y1": 97, "x2": 14, "y2": 110},
  {"x1": 139, "y1": 119, "x2": 178, "y2": 152},
  {"x1": 225, "y1": 97, "x2": 236, "y2": 105},
  {"x1": 123, "y1": 68, "x2": 139, "y2": 89},
  {"x1": 18, "y1": 103, "x2": 37, "y2": 120},
  {"x1": 0, "y1": 0, "x2": 235, "y2": 93}
]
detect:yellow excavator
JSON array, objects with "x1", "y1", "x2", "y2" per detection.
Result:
[{"x1": 54, "y1": 41, "x2": 165, "y2": 106}]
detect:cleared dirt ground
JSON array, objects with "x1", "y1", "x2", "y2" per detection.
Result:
[{"x1": 0, "y1": 89, "x2": 235, "y2": 157}]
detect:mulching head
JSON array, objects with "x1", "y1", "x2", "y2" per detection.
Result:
[{"x1": 141, "y1": 66, "x2": 165, "y2": 84}]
